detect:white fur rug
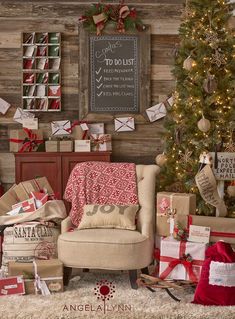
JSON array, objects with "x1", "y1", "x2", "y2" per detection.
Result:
[{"x1": 0, "y1": 271, "x2": 235, "y2": 319}]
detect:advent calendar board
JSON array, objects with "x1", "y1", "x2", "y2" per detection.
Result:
[{"x1": 89, "y1": 35, "x2": 139, "y2": 113}]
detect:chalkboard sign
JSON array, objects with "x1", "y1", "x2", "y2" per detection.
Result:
[{"x1": 89, "y1": 35, "x2": 139, "y2": 113}]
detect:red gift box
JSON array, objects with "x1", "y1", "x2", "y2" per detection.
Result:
[
  {"x1": 12, "y1": 198, "x2": 36, "y2": 213},
  {"x1": 0, "y1": 276, "x2": 25, "y2": 296}
]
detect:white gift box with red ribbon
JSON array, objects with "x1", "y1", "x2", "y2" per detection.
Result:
[{"x1": 159, "y1": 237, "x2": 206, "y2": 282}]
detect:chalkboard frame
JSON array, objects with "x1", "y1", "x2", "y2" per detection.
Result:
[{"x1": 79, "y1": 27, "x2": 151, "y2": 122}]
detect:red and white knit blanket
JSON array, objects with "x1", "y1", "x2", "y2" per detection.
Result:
[{"x1": 64, "y1": 162, "x2": 139, "y2": 226}]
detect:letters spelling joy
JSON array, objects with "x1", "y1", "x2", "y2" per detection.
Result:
[{"x1": 86, "y1": 205, "x2": 130, "y2": 216}]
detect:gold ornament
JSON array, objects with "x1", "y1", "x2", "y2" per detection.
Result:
[
  {"x1": 203, "y1": 74, "x2": 217, "y2": 94},
  {"x1": 197, "y1": 116, "x2": 211, "y2": 132},
  {"x1": 224, "y1": 141, "x2": 235, "y2": 152},
  {"x1": 227, "y1": 185, "x2": 235, "y2": 197},
  {"x1": 183, "y1": 56, "x2": 196, "y2": 71},
  {"x1": 211, "y1": 49, "x2": 226, "y2": 67},
  {"x1": 155, "y1": 153, "x2": 167, "y2": 167},
  {"x1": 205, "y1": 30, "x2": 219, "y2": 48}
]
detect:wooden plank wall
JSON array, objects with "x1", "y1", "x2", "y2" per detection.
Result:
[{"x1": 0, "y1": 0, "x2": 233, "y2": 189}]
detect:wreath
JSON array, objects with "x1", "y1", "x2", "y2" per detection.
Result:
[{"x1": 79, "y1": 1, "x2": 145, "y2": 35}]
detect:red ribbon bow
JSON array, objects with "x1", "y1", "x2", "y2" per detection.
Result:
[
  {"x1": 117, "y1": 5, "x2": 130, "y2": 33},
  {"x1": 68, "y1": 120, "x2": 89, "y2": 139},
  {"x1": 10, "y1": 128, "x2": 43, "y2": 152}
]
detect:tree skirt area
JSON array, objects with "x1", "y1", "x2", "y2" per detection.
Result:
[{"x1": 0, "y1": 270, "x2": 235, "y2": 319}]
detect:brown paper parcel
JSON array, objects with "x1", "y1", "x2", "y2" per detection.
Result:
[
  {"x1": 176, "y1": 214, "x2": 235, "y2": 244},
  {"x1": 0, "y1": 200, "x2": 66, "y2": 225},
  {"x1": 156, "y1": 192, "x2": 196, "y2": 237},
  {"x1": 0, "y1": 185, "x2": 19, "y2": 215},
  {"x1": 14, "y1": 176, "x2": 54, "y2": 202},
  {"x1": 10, "y1": 129, "x2": 43, "y2": 153},
  {"x1": 8, "y1": 259, "x2": 63, "y2": 294}
]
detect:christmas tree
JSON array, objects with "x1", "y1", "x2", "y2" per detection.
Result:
[{"x1": 160, "y1": 0, "x2": 235, "y2": 215}]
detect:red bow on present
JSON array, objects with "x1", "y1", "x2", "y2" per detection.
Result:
[
  {"x1": 10, "y1": 128, "x2": 43, "y2": 152},
  {"x1": 117, "y1": 5, "x2": 130, "y2": 33}
]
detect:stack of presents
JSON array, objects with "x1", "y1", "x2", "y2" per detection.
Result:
[
  {"x1": 0, "y1": 177, "x2": 66, "y2": 296},
  {"x1": 155, "y1": 192, "x2": 235, "y2": 305},
  {"x1": 10, "y1": 112, "x2": 138, "y2": 153}
]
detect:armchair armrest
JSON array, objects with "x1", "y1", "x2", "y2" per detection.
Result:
[{"x1": 61, "y1": 216, "x2": 73, "y2": 233}]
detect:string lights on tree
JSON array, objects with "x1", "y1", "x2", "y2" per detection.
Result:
[{"x1": 160, "y1": 0, "x2": 235, "y2": 215}]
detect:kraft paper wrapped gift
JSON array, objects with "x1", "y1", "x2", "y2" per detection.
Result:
[
  {"x1": 59, "y1": 140, "x2": 73, "y2": 152},
  {"x1": 9, "y1": 129, "x2": 44, "y2": 153},
  {"x1": 45, "y1": 140, "x2": 59, "y2": 152},
  {"x1": 90, "y1": 134, "x2": 112, "y2": 151},
  {"x1": 176, "y1": 215, "x2": 235, "y2": 245},
  {"x1": 0, "y1": 185, "x2": 19, "y2": 215},
  {"x1": 156, "y1": 192, "x2": 196, "y2": 237},
  {"x1": 14, "y1": 177, "x2": 54, "y2": 202},
  {"x1": 159, "y1": 237, "x2": 206, "y2": 282},
  {"x1": 8, "y1": 259, "x2": 63, "y2": 294},
  {"x1": 71, "y1": 122, "x2": 89, "y2": 140}
]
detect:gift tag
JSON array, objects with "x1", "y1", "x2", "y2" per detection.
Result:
[
  {"x1": 80, "y1": 123, "x2": 89, "y2": 131},
  {"x1": 188, "y1": 225, "x2": 210, "y2": 243},
  {"x1": 22, "y1": 118, "x2": 39, "y2": 130}
]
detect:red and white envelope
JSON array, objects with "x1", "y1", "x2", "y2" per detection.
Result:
[
  {"x1": 12, "y1": 198, "x2": 36, "y2": 213},
  {"x1": 23, "y1": 58, "x2": 34, "y2": 70},
  {"x1": 49, "y1": 99, "x2": 60, "y2": 110},
  {"x1": 30, "y1": 191, "x2": 48, "y2": 209},
  {"x1": 48, "y1": 85, "x2": 61, "y2": 97},
  {"x1": 51, "y1": 120, "x2": 71, "y2": 135},
  {"x1": 36, "y1": 46, "x2": 47, "y2": 56},
  {"x1": 114, "y1": 117, "x2": 135, "y2": 132},
  {"x1": 0, "y1": 276, "x2": 25, "y2": 296},
  {"x1": 24, "y1": 73, "x2": 35, "y2": 84}
]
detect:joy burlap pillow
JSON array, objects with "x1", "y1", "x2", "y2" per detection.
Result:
[{"x1": 78, "y1": 204, "x2": 139, "y2": 230}]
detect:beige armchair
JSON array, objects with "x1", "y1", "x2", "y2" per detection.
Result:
[{"x1": 58, "y1": 164, "x2": 160, "y2": 288}]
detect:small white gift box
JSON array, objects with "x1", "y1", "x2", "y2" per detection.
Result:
[
  {"x1": 88, "y1": 123, "x2": 105, "y2": 134},
  {"x1": 146, "y1": 102, "x2": 167, "y2": 122},
  {"x1": 159, "y1": 237, "x2": 206, "y2": 282},
  {"x1": 114, "y1": 117, "x2": 135, "y2": 132},
  {"x1": 51, "y1": 120, "x2": 71, "y2": 136},
  {"x1": 74, "y1": 140, "x2": 91, "y2": 152},
  {"x1": 13, "y1": 107, "x2": 35, "y2": 124}
]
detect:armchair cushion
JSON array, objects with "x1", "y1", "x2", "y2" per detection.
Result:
[{"x1": 78, "y1": 204, "x2": 139, "y2": 230}]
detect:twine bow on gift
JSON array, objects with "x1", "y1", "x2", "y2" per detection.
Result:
[
  {"x1": 159, "y1": 241, "x2": 203, "y2": 283},
  {"x1": 90, "y1": 134, "x2": 111, "y2": 151},
  {"x1": 9, "y1": 128, "x2": 43, "y2": 152},
  {"x1": 117, "y1": 5, "x2": 130, "y2": 33}
]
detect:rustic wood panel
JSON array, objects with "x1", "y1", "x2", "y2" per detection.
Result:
[{"x1": 0, "y1": 1, "x2": 233, "y2": 189}]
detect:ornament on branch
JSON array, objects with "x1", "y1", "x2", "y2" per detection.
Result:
[
  {"x1": 181, "y1": 0, "x2": 194, "y2": 19},
  {"x1": 179, "y1": 149, "x2": 193, "y2": 166},
  {"x1": 211, "y1": 49, "x2": 226, "y2": 67},
  {"x1": 183, "y1": 56, "x2": 196, "y2": 71},
  {"x1": 197, "y1": 116, "x2": 211, "y2": 133},
  {"x1": 205, "y1": 30, "x2": 219, "y2": 49},
  {"x1": 203, "y1": 73, "x2": 217, "y2": 94},
  {"x1": 155, "y1": 153, "x2": 167, "y2": 167},
  {"x1": 174, "y1": 125, "x2": 185, "y2": 145}
]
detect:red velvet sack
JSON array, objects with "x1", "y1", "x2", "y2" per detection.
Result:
[{"x1": 193, "y1": 241, "x2": 235, "y2": 306}]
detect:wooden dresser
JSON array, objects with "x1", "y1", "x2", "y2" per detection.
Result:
[{"x1": 15, "y1": 152, "x2": 111, "y2": 210}]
